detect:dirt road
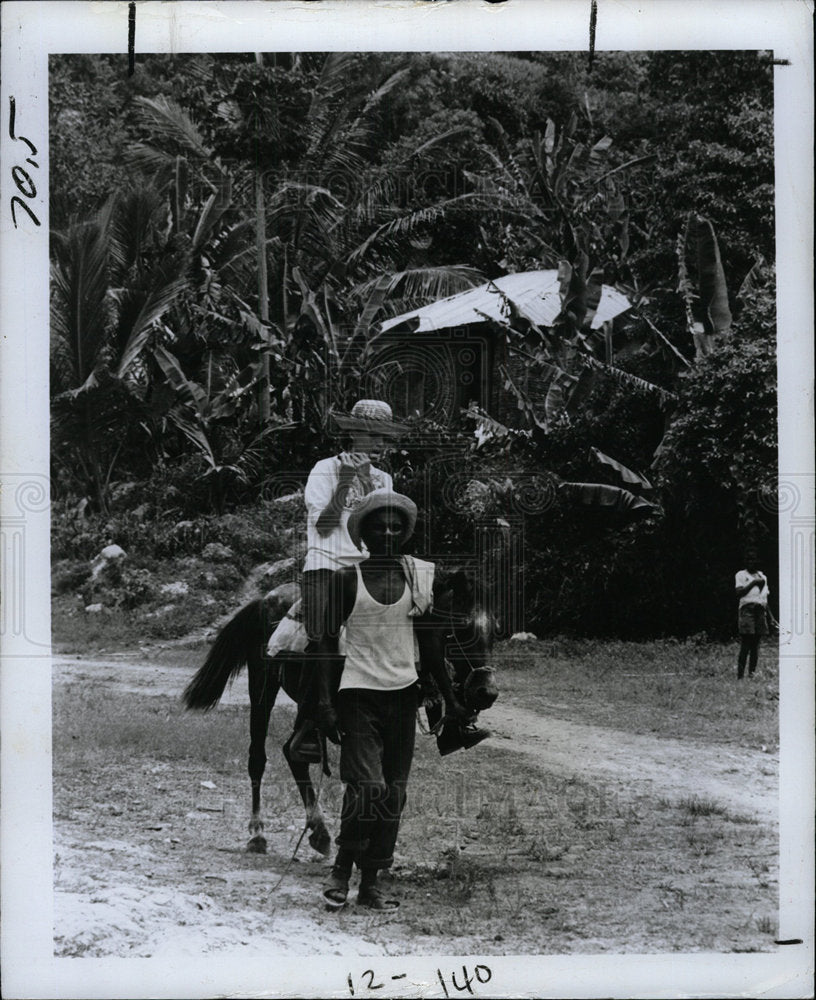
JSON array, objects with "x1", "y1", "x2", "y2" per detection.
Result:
[
  {"x1": 54, "y1": 653, "x2": 778, "y2": 822},
  {"x1": 52, "y1": 653, "x2": 779, "y2": 960}
]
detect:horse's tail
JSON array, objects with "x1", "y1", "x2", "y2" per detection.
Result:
[{"x1": 183, "y1": 598, "x2": 273, "y2": 711}]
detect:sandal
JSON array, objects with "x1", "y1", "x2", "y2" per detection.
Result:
[
  {"x1": 357, "y1": 885, "x2": 400, "y2": 911},
  {"x1": 322, "y1": 870, "x2": 350, "y2": 910}
]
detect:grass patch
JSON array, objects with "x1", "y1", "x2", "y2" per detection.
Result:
[
  {"x1": 52, "y1": 591, "x2": 235, "y2": 653},
  {"x1": 54, "y1": 682, "x2": 270, "y2": 769},
  {"x1": 494, "y1": 637, "x2": 778, "y2": 748},
  {"x1": 677, "y1": 795, "x2": 730, "y2": 818}
]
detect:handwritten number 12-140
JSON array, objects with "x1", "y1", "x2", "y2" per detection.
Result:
[
  {"x1": 8, "y1": 96, "x2": 41, "y2": 229},
  {"x1": 347, "y1": 965, "x2": 492, "y2": 995}
]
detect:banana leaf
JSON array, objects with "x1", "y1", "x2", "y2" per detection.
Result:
[
  {"x1": 543, "y1": 367, "x2": 578, "y2": 427},
  {"x1": 682, "y1": 213, "x2": 732, "y2": 357},
  {"x1": 560, "y1": 481, "x2": 659, "y2": 519},
  {"x1": 590, "y1": 447, "x2": 653, "y2": 492}
]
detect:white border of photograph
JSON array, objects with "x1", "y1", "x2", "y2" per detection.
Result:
[{"x1": 1, "y1": 1, "x2": 813, "y2": 997}]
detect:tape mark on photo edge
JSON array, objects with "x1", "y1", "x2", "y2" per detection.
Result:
[
  {"x1": 588, "y1": 0, "x2": 598, "y2": 71},
  {"x1": 128, "y1": 2, "x2": 136, "y2": 77}
]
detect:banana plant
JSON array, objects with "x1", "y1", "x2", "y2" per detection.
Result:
[
  {"x1": 677, "y1": 212, "x2": 732, "y2": 359},
  {"x1": 153, "y1": 345, "x2": 294, "y2": 512}
]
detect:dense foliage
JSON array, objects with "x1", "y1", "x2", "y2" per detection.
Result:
[{"x1": 49, "y1": 50, "x2": 777, "y2": 637}]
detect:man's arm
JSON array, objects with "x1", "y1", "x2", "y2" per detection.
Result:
[
  {"x1": 316, "y1": 567, "x2": 356, "y2": 742},
  {"x1": 414, "y1": 613, "x2": 469, "y2": 721}
]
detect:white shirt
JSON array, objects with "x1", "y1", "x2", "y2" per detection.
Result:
[
  {"x1": 339, "y1": 564, "x2": 418, "y2": 692},
  {"x1": 735, "y1": 569, "x2": 769, "y2": 608},
  {"x1": 302, "y1": 456, "x2": 392, "y2": 571}
]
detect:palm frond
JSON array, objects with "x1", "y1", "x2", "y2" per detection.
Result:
[
  {"x1": 347, "y1": 173, "x2": 399, "y2": 230},
  {"x1": 346, "y1": 197, "x2": 473, "y2": 269},
  {"x1": 487, "y1": 118, "x2": 530, "y2": 198},
  {"x1": 167, "y1": 408, "x2": 218, "y2": 467},
  {"x1": 639, "y1": 313, "x2": 691, "y2": 367},
  {"x1": 50, "y1": 200, "x2": 115, "y2": 390},
  {"x1": 351, "y1": 266, "x2": 484, "y2": 307},
  {"x1": 317, "y1": 66, "x2": 411, "y2": 172},
  {"x1": 191, "y1": 176, "x2": 234, "y2": 253},
  {"x1": 580, "y1": 355, "x2": 677, "y2": 406},
  {"x1": 133, "y1": 96, "x2": 214, "y2": 163},
  {"x1": 108, "y1": 185, "x2": 166, "y2": 281},
  {"x1": 303, "y1": 53, "x2": 362, "y2": 159},
  {"x1": 125, "y1": 142, "x2": 180, "y2": 177},
  {"x1": 210, "y1": 220, "x2": 264, "y2": 275},
  {"x1": 114, "y1": 268, "x2": 190, "y2": 379},
  {"x1": 358, "y1": 66, "x2": 411, "y2": 120}
]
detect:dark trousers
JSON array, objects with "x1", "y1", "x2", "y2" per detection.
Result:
[
  {"x1": 301, "y1": 568, "x2": 335, "y2": 644},
  {"x1": 737, "y1": 636, "x2": 760, "y2": 678},
  {"x1": 292, "y1": 569, "x2": 335, "y2": 730},
  {"x1": 737, "y1": 604, "x2": 766, "y2": 679},
  {"x1": 336, "y1": 684, "x2": 418, "y2": 871}
]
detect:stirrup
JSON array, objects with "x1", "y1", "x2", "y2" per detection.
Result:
[{"x1": 289, "y1": 721, "x2": 322, "y2": 764}]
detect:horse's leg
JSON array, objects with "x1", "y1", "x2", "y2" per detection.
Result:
[
  {"x1": 247, "y1": 657, "x2": 279, "y2": 853},
  {"x1": 282, "y1": 726, "x2": 332, "y2": 857}
]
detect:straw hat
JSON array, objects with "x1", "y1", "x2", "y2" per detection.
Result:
[
  {"x1": 329, "y1": 399, "x2": 409, "y2": 437},
  {"x1": 347, "y1": 489, "x2": 417, "y2": 549}
]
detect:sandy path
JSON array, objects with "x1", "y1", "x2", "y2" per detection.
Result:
[
  {"x1": 486, "y1": 702, "x2": 777, "y2": 823},
  {"x1": 53, "y1": 655, "x2": 778, "y2": 822},
  {"x1": 53, "y1": 653, "x2": 295, "y2": 707}
]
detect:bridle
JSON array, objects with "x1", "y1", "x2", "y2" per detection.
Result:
[{"x1": 430, "y1": 605, "x2": 499, "y2": 715}]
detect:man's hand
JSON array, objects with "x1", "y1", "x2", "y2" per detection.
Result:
[
  {"x1": 445, "y1": 696, "x2": 473, "y2": 724},
  {"x1": 317, "y1": 701, "x2": 342, "y2": 745},
  {"x1": 338, "y1": 460, "x2": 357, "y2": 487},
  {"x1": 341, "y1": 450, "x2": 371, "y2": 475}
]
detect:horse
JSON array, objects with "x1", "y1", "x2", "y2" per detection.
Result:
[{"x1": 182, "y1": 568, "x2": 499, "y2": 856}]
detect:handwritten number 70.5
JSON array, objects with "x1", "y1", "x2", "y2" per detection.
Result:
[
  {"x1": 8, "y1": 96, "x2": 41, "y2": 229},
  {"x1": 347, "y1": 965, "x2": 492, "y2": 995}
]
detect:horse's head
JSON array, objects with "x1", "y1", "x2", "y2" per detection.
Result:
[{"x1": 433, "y1": 567, "x2": 499, "y2": 714}]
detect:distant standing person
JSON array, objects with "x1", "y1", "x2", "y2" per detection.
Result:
[{"x1": 734, "y1": 548, "x2": 769, "y2": 679}]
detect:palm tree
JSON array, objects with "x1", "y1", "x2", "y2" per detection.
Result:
[
  {"x1": 50, "y1": 193, "x2": 189, "y2": 511},
  {"x1": 130, "y1": 55, "x2": 485, "y2": 437}
]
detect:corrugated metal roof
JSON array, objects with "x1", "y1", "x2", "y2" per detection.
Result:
[{"x1": 379, "y1": 269, "x2": 631, "y2": 334}]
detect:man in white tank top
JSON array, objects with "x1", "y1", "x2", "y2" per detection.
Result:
[{"x1": 316, "y1": 490, "x2": 468, "y2": 911}]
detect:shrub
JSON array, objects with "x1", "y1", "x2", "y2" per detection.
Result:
[{"x1": 52, "y1": 559, "x2": 92, "y2": 594}]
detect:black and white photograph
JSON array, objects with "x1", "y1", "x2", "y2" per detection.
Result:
[{"x1": 1, "y1": 2, "x2": 813, "y2": 998}]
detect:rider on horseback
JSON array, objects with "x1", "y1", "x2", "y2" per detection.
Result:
[{"x1": 287, "y1": 400, "x2": 406, "y2": 761}]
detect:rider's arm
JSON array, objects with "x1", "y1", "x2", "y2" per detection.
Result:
[
  {"x1": 308, "y1": 458, "x2": 357, "y2": 538},
  {"x1": 315, "y1": 467, "x2": 356, "y2": 536}
]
